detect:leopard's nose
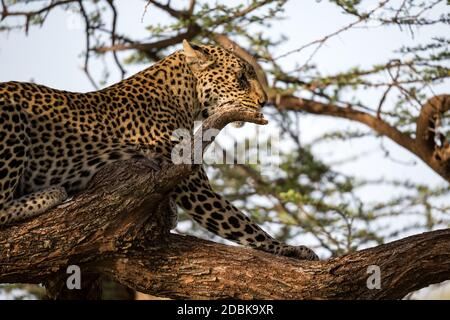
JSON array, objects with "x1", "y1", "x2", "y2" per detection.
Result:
[
  {"x1": 258, "y1": 95, "x2": 267, "y2": 108},
  {"x1": 258, "y1": 90, "x2": 268, "y2": 108}
]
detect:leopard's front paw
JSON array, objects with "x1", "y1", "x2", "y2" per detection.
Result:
[{"x1": 279, "y1": 245, "x2": 319, "y2": 261}]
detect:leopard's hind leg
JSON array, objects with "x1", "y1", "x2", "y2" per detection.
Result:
[
  {"x1": 0, "y1": 187, "x2": 67, "y2": 225},
  {"x1": 0, "y1": 102, "x2": 68, "y2": 225}
]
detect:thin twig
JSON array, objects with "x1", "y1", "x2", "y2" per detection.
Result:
[
  {"x1": 275, "y1": 0, "x2": 391, "y2": 64},
  {"x1": 106, "y1": 0, "x2": 126, "y2": 79},
  {"x1": 78, "y1": 0, "x2": 98, "y2": 89}
]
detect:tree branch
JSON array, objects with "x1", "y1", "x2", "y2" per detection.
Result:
[
  {"x1": 0, "y1": 105, "x2": 448, "y2": 299},
  {"x1": 0, "y1": 153, "x2": 449, "y2": 299},
  {"x1": 416, "y1": 94, "x2": 450, "y2": 165},
  {"x1": 274, "y1": 94, "x2": 450, "y2": 183},
  {"x1": 96, "y1": 229, "x2": 450, "y2": 300},
  {"x1": 94, "y1": 24, "x2": 201, "y2": 56}
]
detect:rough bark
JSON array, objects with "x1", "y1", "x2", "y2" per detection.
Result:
[
  {"x1": 0, "y1": 105, "x2": 448, "y2": 300},
  {"x1": 96, "y1": 230, "x2": 450, "y2": 300},
  {"x1": 1, "y1": 155, "x2": 449, "y2": 299}
]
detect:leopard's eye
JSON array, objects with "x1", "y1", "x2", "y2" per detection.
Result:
[{"x1": 237, "y1": 71, "x2": 247, "y2": 83}]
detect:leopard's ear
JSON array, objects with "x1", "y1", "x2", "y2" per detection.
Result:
[
  {"x1": 182, "y1": 39, "x2": 214, "y2": 71},
  {"x1": 226, "y1": 42, "x2": 235, "y2": 52}
]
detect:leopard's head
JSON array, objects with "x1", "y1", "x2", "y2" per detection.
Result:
[{"x1": 182, "y1": 40, "x2": 267, "y2": 127}]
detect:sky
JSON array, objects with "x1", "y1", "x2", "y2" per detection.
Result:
[{"x1": 0, "y1": 0, "x2": 449, "y2": 299}]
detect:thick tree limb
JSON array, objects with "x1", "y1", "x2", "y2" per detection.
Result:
[
  {"x1": 0, "y1": 155, "x2": 449, "y2": 299},
  {"x1": 96, "y1": 229, "x2": 450, "y2": 300},
  {"x1": 0, "y1": 105, "x2": 448, "y2": 299}
]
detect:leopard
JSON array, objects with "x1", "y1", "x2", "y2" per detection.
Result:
[{"x1": 0, "y1": 40, "x2": 318, "y2": 261}]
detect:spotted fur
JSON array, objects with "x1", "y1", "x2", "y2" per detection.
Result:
[{"x1": 0, "y1": 41, "x2": 318, "y2": 260}]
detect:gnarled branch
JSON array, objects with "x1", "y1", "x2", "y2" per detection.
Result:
[
  {"x1": 0, "y1": 106, "x2": 448, "y2": 300},
  {"x1": 1, "y1": 153, "x2": 449, "y2": 299},
  {"x1": 416, "y1": 95, "x2": 450, "y2": 165},
  {"x1": 273, "y1": 94, "x2": 450, "y2": 183}
]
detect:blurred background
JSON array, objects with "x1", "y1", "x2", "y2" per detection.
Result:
[{"x1": 0, "y1": 0, "x2": 449, "y2": 299}]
